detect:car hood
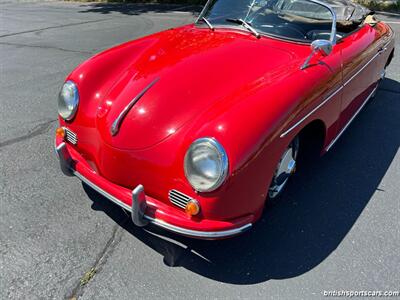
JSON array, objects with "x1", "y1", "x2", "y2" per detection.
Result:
[{"x1": 95, "y1": 26, "x2": 298, "y2": 150}]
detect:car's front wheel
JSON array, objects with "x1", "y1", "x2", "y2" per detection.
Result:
[{"x1": 268, "y1": 136, "x2": 299, "y2": 200}]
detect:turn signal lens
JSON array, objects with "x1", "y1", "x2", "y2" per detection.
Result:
[
  {"x1": 185, "y1": 200, "x2": 200, "y2": 216},
  {"x1": 56, "y1": 127, "x2": 65, "y2": 139}
]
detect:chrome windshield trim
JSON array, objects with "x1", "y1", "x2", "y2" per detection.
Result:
[
  {"x1": 73, "y1": 170, "x2": 252, "y2": 239},
  {"x1": 308, "y1": 0, "x2": 337, "y2": 44},
  {"x1": 110, "y1": 77, "x2": 159, "y2": 136},
  {"x1": 325, "y1": 86, "x2": 377, "y2": 151},
  {"x1": 198, "y1": 0, "x2": 336, "y2": 43},
  {"x1": 196, "y1": 0, "x2": 213, "y2": 23}
]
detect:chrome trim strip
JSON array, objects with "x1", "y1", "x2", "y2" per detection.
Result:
[
  {"x1": 325, "y1": 86, "x2": 377, "y2": 151},
  {"x1": 343, "y1": 52, "x2": 379, "y2": 87},
  {"x1": 110, "y1": 78, "x2": 159, "y2": 136},
  {"x1": 343, "y1": 40, "x2": 391, "y2": 87},
  {"x1": 281, "y1": 40, "x2": 391, "y2": 138},
  {"x1": 196, "y1": 0, "x2": 212, "y2": 23},
  {"x1": 280, "y1": 85, "x2": 343, "y2": 138},
  {"x1": 74, "y1": 171, "x2": 252, "y2": 239},
  {"x1": 145, "y1": 216, "x2": 252, "y2": 239},
  {"x1": 75, "y1": 171, "x2": 132, "y2": 211}
]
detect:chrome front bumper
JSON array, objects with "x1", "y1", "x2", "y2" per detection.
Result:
[{"x1": 56, "y1": 142, "x2": 252, "y2": 239}]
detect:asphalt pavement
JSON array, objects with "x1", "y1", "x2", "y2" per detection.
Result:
[{"x1": 0, "y1": 2, "x2": 399, "y2": 299}]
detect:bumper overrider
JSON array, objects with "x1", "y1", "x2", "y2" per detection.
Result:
[{"x1": 55, "y1": 140, "x2": 253, "y2": 239}]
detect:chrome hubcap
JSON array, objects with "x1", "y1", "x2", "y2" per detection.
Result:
[
  {"x1": 380, "y1": 69, "x2": 386, "y2": 80},
  {"x1": 268, "y1": 141, "x2": 298, "y2": 199}
]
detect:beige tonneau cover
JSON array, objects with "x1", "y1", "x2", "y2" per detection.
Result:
[
  {"x1": 321, "y1": 0, "x2": 371, "y2": 22},
  {"x1": 275, "y1": 0, "x2": 371, "y2": 24}
]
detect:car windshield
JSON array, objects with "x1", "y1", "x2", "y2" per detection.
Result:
[{"x1": 198, "y1": 0, "x2": 334, "y2": 42}]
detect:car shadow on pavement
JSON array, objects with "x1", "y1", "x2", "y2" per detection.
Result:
[
  {"x1": 77, "y1": 3, "x2": 202, "y2": 16},
  {"x1": 83, "y1": 78, "x2": 400, "y2": 284}
]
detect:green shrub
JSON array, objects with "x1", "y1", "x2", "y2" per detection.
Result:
[{"x1": 355, "y1": 0, "x2": 400, "y2": 12}]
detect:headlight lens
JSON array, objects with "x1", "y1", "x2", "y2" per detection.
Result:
[
  {"x1": 184, "y1": 138, "x2": 229, "y2": 192},
  {"x1": 58, "y1": 81, "x2": 79, "y2": 120}
]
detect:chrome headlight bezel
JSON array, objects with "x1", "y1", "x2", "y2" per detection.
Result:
[
  {"x1": 58, "y1": 80, "x2": 79, "y2": 121},
  {"x1": 184, "y1": 137, "x2": 229, "y2": 192}
]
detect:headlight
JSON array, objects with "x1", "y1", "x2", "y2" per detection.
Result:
[
  {"x1": 58, "y1": 81, "x2": 79, "y2": 121},
  {"x1": 184, "y1": 138, "x2": 229, "y2": 192}
]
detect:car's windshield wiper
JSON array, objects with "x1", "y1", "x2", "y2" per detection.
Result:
[
  {"x1": 199, "y1": 17, "x2": 214, "y2": 31},
  {"x1": 226, "y1": 18, "x2": 260, "y2": 38}
]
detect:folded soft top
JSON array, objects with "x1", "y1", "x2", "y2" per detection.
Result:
[
  {"x1": 275, "y1": 0, "x2": 371, "y2": 24},
  {"x1": 322, "y1": 0, "x2": 371, "y2": 22}
]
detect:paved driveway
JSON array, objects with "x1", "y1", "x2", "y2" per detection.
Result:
[{"x1": 0, "y1": 2, "x2": 399, "y2": 299}]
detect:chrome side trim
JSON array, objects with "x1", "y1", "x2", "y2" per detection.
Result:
[
  {"x1": 343, "y1": 40, "x2": 391, "y2": 87},
  {"x1": 280, "y1": 86, "x2": 343, "y2": 138},
  {"x1": 74, "y1": 171, "x2": 252, "y2": 239},
  {"x1": 325, "y1": 86, "x2": 377, "y2": 151},
  {"x1": 343, "y1": 52, "x2": 380, "y2": 87},
  {"x1": 110, "y1": 78, "x2": 159, "y2": 136},
  {"x1": 281, "y1": 40, "x2": 391, "y2": 138}
]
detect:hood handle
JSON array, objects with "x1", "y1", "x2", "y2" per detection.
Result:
[{"x1": 110, "y1": 77, "x2": 159, "y2": 136}]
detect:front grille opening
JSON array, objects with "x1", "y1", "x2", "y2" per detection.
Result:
[
  {"x1": 169, "y1": 189, "x2": 192, "y2": 209},
  {"x1": 65, "y1": 127, "x2": 77, "y2": 145}
]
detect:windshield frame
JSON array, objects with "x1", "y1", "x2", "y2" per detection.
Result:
[{"x1": 195, "y1": 0, "x2": 338, "y2": 45}]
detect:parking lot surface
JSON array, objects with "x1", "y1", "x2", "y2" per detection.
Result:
[{"x1": 0, "y1": 2, "x2": 399, "y2": 299}]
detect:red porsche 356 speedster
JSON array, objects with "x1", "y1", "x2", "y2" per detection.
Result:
[{"x1": 55, "y1": 0, "x2": 395, "y2": 239}]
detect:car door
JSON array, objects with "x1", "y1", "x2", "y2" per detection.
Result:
[{"x1": 338, "y1": 24, "x2": 383, "y2": 132}]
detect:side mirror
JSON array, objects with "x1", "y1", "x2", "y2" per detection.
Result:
[
  {"x1": 311, "y1": 39, "x2": 333, "y2": 56},
  {"x1": 301, "y1": 39, "x2": 333, "y2": 70},
  {"x1": 300, "y1": 0, "x2": 337, "y2": 70}
]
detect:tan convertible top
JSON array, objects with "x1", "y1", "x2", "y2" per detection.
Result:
[
  {"x1": 310, "y1": 0, "x2": 371, "y2": 22},
  {"x1": 275, "y1": 0, "x2": 372, "y2": 27}
]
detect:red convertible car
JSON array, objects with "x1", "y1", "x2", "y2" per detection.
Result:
[{"x1": 55, "y1": 0, "x2": 395, "y2": 239}]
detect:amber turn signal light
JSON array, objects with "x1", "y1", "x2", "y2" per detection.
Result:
[
  {"x1": 56, "y1": 127, "x2": 65, "y2": 139},
  {"x1": 185, "y1": 200, "x2": 200, "y2": 216}
]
